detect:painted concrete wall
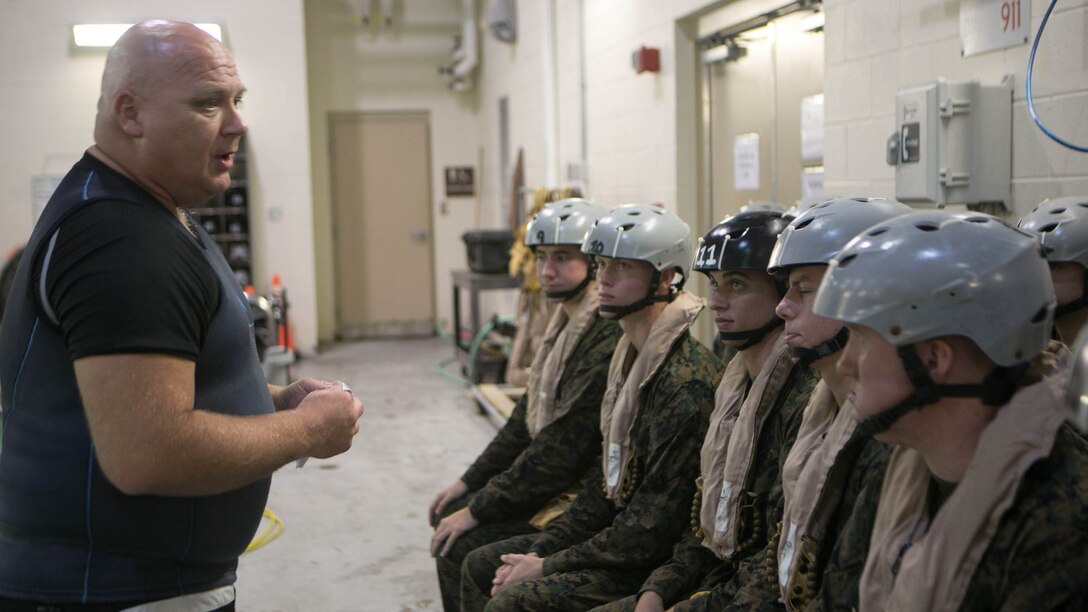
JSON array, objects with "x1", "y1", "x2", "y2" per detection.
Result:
[{"x1": 822, "y1": 0, "x2": 1088, "y2": 216}]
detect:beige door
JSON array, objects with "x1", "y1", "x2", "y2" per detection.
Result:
[
  {"x1": 707, "y1": 12, "x2": 825, "y2": 221},
  {"x1": 330, "y1": 111, "x2": 435, "y2": 338}
]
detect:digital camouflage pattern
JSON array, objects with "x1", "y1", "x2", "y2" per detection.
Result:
[
  {"x1": 435, "y1": 314, "x2": 620, "y2": 610},
  {"x1": 459, "y1": 315, "x2": 621, "y2": 522},
  {"x1": 460, "y1": 332, "x2": 724, "y2": 611},
  {"x1": 952, "y1": 425, "x2": 1088, "y2": 611},
  {"x1": 703, "y1": 434, "x2": 890, "y2": 612},
  {"x1": 599, "y1": 365, "x2": 819, "y2": 611}
]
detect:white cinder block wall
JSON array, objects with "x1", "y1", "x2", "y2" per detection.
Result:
[
  {"x1": 823, "y1": 0, "x2": 1088, "y2": 216},
  {"x1": 477, "y1": 0, "x2": 711, "y2": 217}
]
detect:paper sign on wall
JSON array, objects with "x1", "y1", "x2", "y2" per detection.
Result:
[
  {"x1": 32, "y1": 175, "x2": 64, "y2": 222},
  {"x1": 801, "y1": 94, "x2": 824, "y2": 162},
  {"x1": 734, "y1": 133, "x2": 760, "y2": 191},
  {"x1": 801, "y1": 167, "x2": 824, "y2": 200}
]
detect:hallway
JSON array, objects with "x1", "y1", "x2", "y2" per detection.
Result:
[{"x1": 236, "y1": 338, "x2": 495, "y2": 611}]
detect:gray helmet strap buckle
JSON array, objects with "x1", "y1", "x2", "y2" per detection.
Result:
[
  {"x1": 855, "y1": 345, "x2": 1029, "y2": 438},
  {"x1": 717, "y1": 316, "x2": 784, "y2": 351},
  {"x1": 790, "y1": 326, "x2": 849, "y2": 369}
]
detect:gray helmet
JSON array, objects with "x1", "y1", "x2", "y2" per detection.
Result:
[
  {"x1": 582, "y1": 204, "x2": 691, "y2": 280},
  {"x1": 768, "y1": 197, "x2": 915, "y2": 274},
  {"x1": 739, "y1": 201, "x2": 786, "y2": 214},
  {"x1": 1068, "y1": 327, "x2": 1088, "y2": 434},
  {"x1": 1017, "y1": 196, "x2": 1088, "y2": 269},
  {"x1": 525, "y1": 198, "x2": 608, "y2": 248},
  {"x1": 814, "y1": 211, "x2": 1054, "y2": 367}
]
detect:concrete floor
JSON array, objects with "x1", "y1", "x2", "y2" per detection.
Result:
[{"x1": 236, "y1": 338, "x2": 495, "y2": 611}]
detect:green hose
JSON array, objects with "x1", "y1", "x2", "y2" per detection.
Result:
[{"x1": 434, "y1": 316, "x2": 516, "y2": 385}]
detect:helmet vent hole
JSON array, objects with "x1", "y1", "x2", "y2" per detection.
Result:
[
  {"x1": 838, "y1": 254, "x2": 858, "y2": 268},
  {"x1": 627, "y1": 211, "x2": 642, "y2": 216},
  {"x1": 910, "y1": 304, "x2": 918, "y2": 310},
  {"x1": 795, "y1": 218, "x2": 815, "y2": 230},
  {"x1": 1051, "y1": 207, "x2": 1067, "y2": 214},
  {"x1": 619, "y1": 223, "x2": 636, "y2": 232},
  {"x1": 965, "y1": 216, "x2": 989, "y2": 223},
  {"x1": 867, "y1": 227, "x2": 889, "y2": 236},
  {"x1": 1031, "y1": 306, "x2": 1049, "y2": 324},
  {"x1": 558, "y1": 214, "x2": 571, "y2": 221},
  {"x1": 915, "y1": 223, "x2": 939, "y2": 232},
  {"x1": 1079, "y1": 203, "x2": 1088, "y2": 209},
  {"x1": 890, "y1": 325, "x2": 902, "y2": 336},
  {"x1": 1039, "y1": 222, "x2": 1059, "y2": 233}
]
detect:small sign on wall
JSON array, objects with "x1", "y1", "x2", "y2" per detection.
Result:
[
  {"x1": 733, "y1": 133, "x2": 760, "y2": 191},
  {"x1": 961, "y1": 0, "x2": 1031, "y2": 57},
  {"x1": 801, "y1": 94, "x2": 824, "y2": 162},
  {"x1": 445, "y1": 166, "x2": 475, "y2": 197},
  {"x1": 32, "y1": 175, "x2": 64, "y2": 221}
]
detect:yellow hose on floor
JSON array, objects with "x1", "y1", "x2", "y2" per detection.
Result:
[{"x1": 245, "y1": 508, "x2": 284, "y2": 553}]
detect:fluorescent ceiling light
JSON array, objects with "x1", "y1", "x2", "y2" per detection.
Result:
[
  {"x1": 801, "y1": 11, "x2": 825, "y2": 33},
  {"x1": 72, "y1": 23, "x2": 222, "y2": 47}
]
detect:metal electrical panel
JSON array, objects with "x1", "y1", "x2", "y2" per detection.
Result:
[{"x1": 886, "y1": 76, "x2": 1012, "y2": 208}]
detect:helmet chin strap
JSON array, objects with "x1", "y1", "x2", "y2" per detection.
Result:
[
  {"x1": 718, "y1": 317, "x2": 784, "y2": 351},
  {"x1": 544, "y1": 274, "x2": 592, "y2": 302},
  {"x1": 1052, "y1": 272, "x2": 1088, "y2": 322},
  {"x1": 790, "y1": 327, "x2": 850, "y2": 369},
  {"x1": 542, "y1": 254, "x2": 597, "y2": 301},
  {"x1": 599, "y1": 270, "x2": 681, "y2": 320},
  {"x1": 855, "y1": 345, "x2": 1029, "y2": 439}
]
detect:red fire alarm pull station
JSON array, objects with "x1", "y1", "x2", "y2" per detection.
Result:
[{"x1": 632, "y1": 46, "x2": 660, "y2": 74}]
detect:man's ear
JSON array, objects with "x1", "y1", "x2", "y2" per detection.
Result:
[
  {"x1": 922, "y1": 338, "x2": 956, "y2": 383},
  {"x1": 658, "y1": 268, "x2": 676, "y2": 293},
  {"x1": 112, "y1": 91, "x2": 143, "y2": 138}
]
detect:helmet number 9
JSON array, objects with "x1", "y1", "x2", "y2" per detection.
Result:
[{"x1": 536, "y1": 230, "x2": 545, "y2": 243}]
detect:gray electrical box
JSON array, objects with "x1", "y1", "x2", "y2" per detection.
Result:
[{"x1": 887, "y1": 76, "x2": 1012, "y2": 208}]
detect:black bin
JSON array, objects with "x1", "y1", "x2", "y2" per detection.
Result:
[{"x1": 462, "y1": 230, "x2": 514, "y2": 274}]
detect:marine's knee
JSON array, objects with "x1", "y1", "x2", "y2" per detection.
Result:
[
  {"x1": 462, "y1": 546, "x2": 502, "y2": 592},
  {"x1": 484, "y1": 584, "x2": 532, "y2": 612}
]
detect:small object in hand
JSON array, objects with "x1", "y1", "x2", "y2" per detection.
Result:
[{"x1": 297, "y1": 382, "x2": 353, "y2": 468}]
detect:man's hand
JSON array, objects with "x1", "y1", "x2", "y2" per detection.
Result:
[
  {"x1": 429, "y1": 479, "x2": 469, "y2": 523},
  {"x1": 491, "y1": 553, "x2": 543, "y2": 596},
  {"x1": 430, "y1": 506, "x2": 479, "y2": 557},
  {"x1": 294, "y1": 385, "x2": 364, "y2": 459},
  {"x1": 272, "y1": 377, "x2": 338, "y2": 412},
  {"x1": 635, "y1": 591, "x2": 666, "y2": 612}
]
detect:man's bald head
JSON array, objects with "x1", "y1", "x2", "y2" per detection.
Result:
[
  {"x1": 90, "y1": 20, "x2": 247, "y2": 209},
  {"x1": 98, "y1": 21, "x2": 225, "y2": 117}
]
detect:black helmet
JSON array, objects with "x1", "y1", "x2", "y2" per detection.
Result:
[
  {"x1": 695, "y1": 210, "x2": 791, "y2": 350},
  {"x1": 693, "y1": 210, "x2": 791, "y2": 274}
]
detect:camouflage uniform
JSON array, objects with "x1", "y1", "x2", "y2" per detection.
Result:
[
  {"x1": 952, "y1": 425, "x2": 1088, "y2": 610},
  {"x1": 698, "y1": 434, "x2": 890, "y2": 612},
  {"x1": 599, "y1": 366, "x2": 819, "y2": 611},
  {"x1": 461, "y1": 333, "x2": 723, "y2": 612},
  {"x1": 435, "y1": 315, "x2": 621, "y2": 611}
]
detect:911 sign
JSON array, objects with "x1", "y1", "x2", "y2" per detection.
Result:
[{"x1": 960, "y1": 0, "x2": 1031, "y2": 57}]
